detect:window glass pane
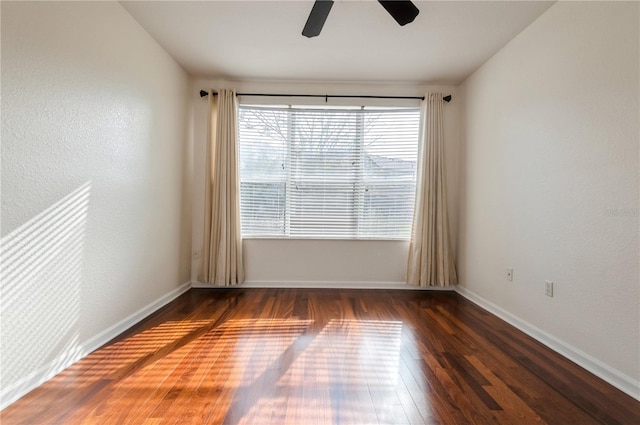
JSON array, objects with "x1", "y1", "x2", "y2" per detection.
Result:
[
  {"x1": 361, "y1": 183, "x2": 416, "y2": 238},
  {"x1": 363, "y1": 110, "x2": 419, "y2": 182},
  {"x1": 239, "y1": 181, "x2": 286, "y2": 236},
  {"x1": 238, "y1": 105, "x2": 420, "y2": 239},
  {"x1": 291, "y1": 110, "x2": 358, "y2": 181},
  {"x1": 238, "y1": 107, "x2": 287, "y2": 180},
  {"x1": 289, "y1": 182, "x2": 355, "y2": 238}
]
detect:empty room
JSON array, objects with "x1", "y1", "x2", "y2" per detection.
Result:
[{"x1": 1, "y1": 1, "x2": 639, "y2": 424}]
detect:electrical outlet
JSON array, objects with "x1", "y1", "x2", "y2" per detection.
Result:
[
  {"x1": 545, "y1": 280, "x2": 553, "y2": 297},
  {"x1": 506, "y1": 268, "x2": 513, "y2": 281},
  {"x1": 192, "y1": 250, "x2": 201, "y2": 261}
]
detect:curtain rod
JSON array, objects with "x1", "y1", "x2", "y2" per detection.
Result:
[{"x1": 198, "y1": 90, "x2": 451, "y2": 103}]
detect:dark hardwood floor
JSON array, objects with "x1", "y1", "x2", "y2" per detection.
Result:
[{"x1": 2, "y1": 288, "x2": 639, "y2": 424}]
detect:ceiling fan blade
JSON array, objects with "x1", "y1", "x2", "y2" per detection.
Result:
[
  {"x1": 378, "y1": 1, "x2": 419, "y2": 26},
  {"x1": 302, "y1": 0, "x2": 334, "y2": 38}
]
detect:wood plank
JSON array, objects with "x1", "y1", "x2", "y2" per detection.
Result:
[{"x1": 2, "y1": 289, "x2": 639, "y2": 424}]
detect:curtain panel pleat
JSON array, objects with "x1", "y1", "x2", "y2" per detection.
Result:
[
  {"x1": 407, "y1": 93, "x2": 457, "y2": 287},
  {"x1": 198, "y1": 89, "x2": 244, "y2": 286}
]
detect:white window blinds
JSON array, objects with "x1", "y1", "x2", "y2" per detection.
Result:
[{"x1": 238, "y1": 105, "x2": 420, "y2": 239}]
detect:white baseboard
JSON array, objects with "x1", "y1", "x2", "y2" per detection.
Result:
[
  {"x1": 455, "y1": 286, "x2": 640, "y2": 402},
  {"x1": 191, "y1": 280, "x2": 457, "y2": 290},
  {"x1": 0, "y1": 282, "x2": 191, "y2": 411}
]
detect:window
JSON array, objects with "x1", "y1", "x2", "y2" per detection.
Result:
[{"x1": 238, "y1": 105, "x2": 420, "y2": 239}]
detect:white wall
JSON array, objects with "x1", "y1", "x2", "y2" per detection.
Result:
[
  {"x1": 190, "y1": 79, "x2": 460, "y2": 285},
  {"x1": 457, "y1": 1, "x2": 639, "y2": 396},
  {"x1": 1, "y1": 1, "x2": 192, "y2": 404}
]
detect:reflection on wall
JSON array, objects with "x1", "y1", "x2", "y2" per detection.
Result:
[{"x1": 1, "y1": 182, "x2": 91, "y2": 396}]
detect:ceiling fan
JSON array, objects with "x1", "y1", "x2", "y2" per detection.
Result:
[{"x1": 302, "y1": 0, "x2": 420, "y2": 38}]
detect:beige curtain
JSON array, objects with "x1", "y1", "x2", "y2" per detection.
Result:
[
  {"x1": 407, "y1": 93, "x2": 457, "y2": 287},
  {"x1": 198, "y1": 89, "x2": 244, "y2": 286}
]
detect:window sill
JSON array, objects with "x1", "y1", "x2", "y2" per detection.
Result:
[{"x1": 242, "y1": 237, "x2": 410, "y2": 242}]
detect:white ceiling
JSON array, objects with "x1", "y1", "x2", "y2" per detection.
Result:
[{"x1": 121, "y1": 1, "x2": 553, "y2": 84}]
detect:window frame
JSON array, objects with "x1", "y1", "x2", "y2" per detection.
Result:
[{"x1": 237, "y1": 102, "x2": 421, "y2": 241}]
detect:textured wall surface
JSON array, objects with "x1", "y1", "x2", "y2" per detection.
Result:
[
  {"x1": 458, "y1": 2, "x2": 639, "y2": 382},
  {"x1": 190, "y1": 79, "x2": 460, "y2": 285},
  {"x1": 1, "y1": 1, "x2": 191, "y2": 391}
]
